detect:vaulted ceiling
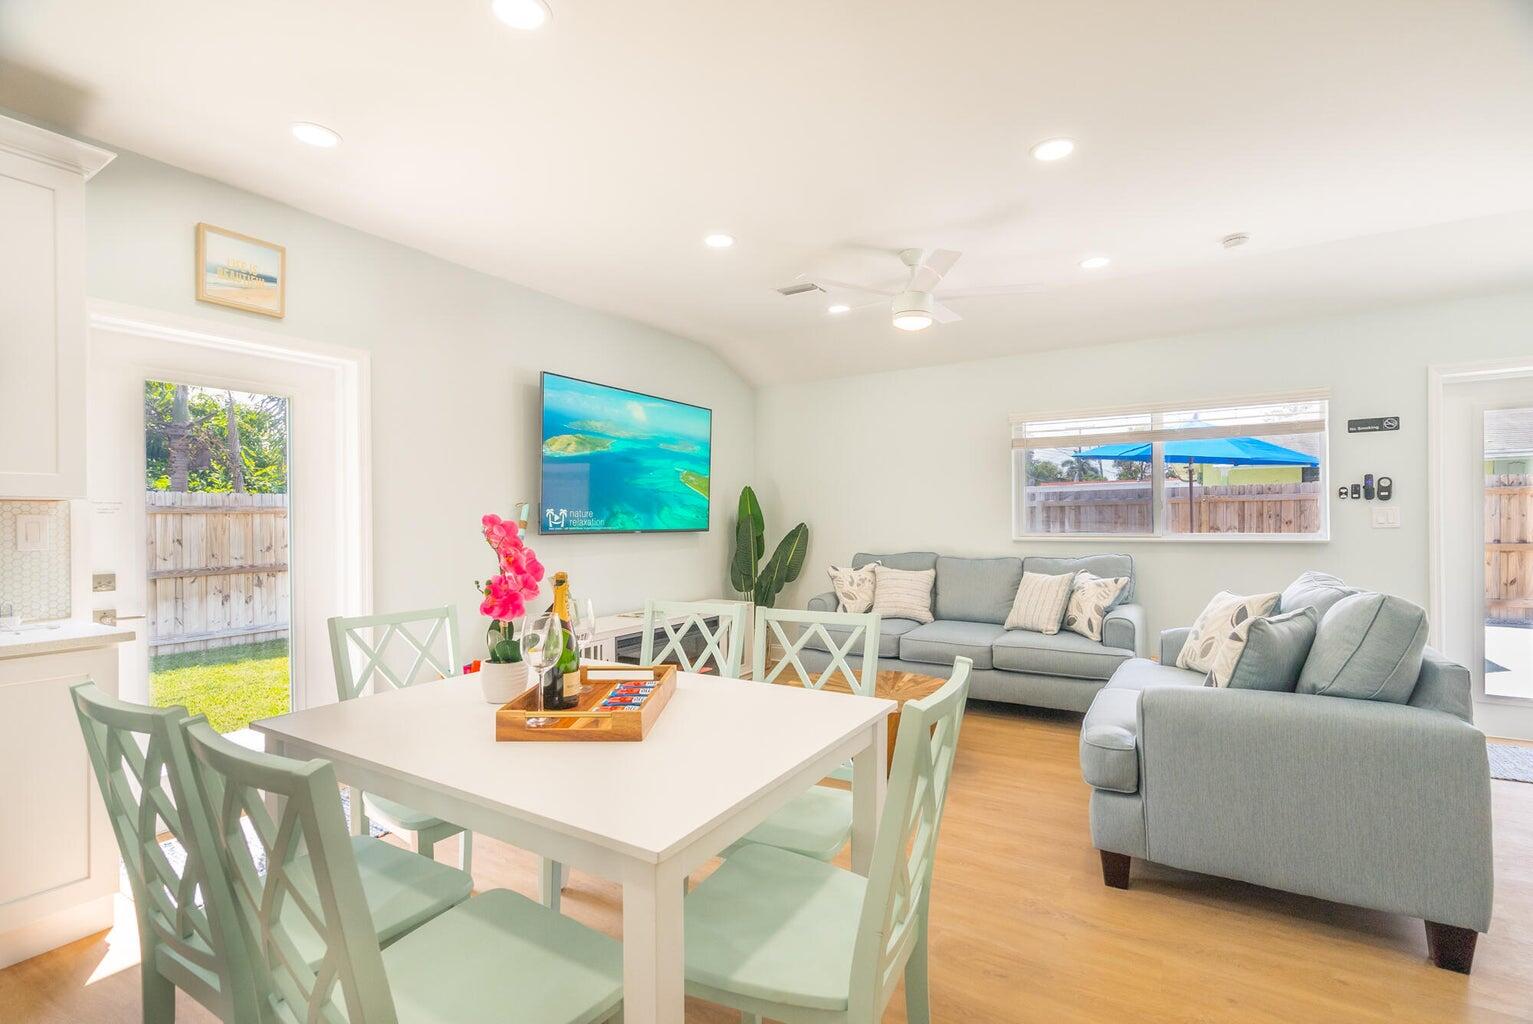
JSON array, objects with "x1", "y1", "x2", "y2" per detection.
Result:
[{"x1": 4, "y1": 1, "x2": 1533, "y2": 383}]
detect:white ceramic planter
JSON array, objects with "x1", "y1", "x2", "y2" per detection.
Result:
[{"x1": 479, "y1": 661, "x2": 532, "y2": 705}]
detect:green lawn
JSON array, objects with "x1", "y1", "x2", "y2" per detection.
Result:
[{"x1": 150, "y1": 639, "x2": 290, "y2": 733}]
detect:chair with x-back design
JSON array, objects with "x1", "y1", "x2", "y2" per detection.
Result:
[
  {"x1": 328, "y1": 607, "x2": 474, "y2": 872},
  {"x1": 639, "y1": 599, "x2": 746, "y2": 677},
  {"x1": 70, "y1": 682, "x2": 260, "y2": 1024},
  {"x1": 182, "y1": 719, "x2": 625, "y2": 1024},
  {"x1": 726, "y1": 608, "x2": 883, "y2": 862},
  {"x1": 681, "y1": 657, "x2": 972, "y2": 1024}
]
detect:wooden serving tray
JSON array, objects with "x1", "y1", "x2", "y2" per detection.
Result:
[{"x1": 494, "y1": 664, "x2": 677, "y2": 742}]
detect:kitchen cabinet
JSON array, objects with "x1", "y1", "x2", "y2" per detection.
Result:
[{"x1": 0, "y1": 115, "x2": 113, "y2": 499}]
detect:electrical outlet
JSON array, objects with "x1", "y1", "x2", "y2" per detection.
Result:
[
  {"x1": 92, "y1": 572, "x2": 116, "y2": 593},
  {"x1": 15, "y1": 514, "x2": 49, "y2": 551},
  {"x1": 1371, "y1": 507, "x2": 1401, "y2": 529},
  {"x1": 93, "y1": 608, "x2": 117, "y2": 626}
]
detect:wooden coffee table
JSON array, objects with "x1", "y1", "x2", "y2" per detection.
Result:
[{"x1": 768, "y1": 668, "x2": 947, "y2": 773}]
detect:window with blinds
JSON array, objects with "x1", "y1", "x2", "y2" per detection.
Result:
[{"x1": 1011, "y1": 392, "x2": 1329, "y2": 540}]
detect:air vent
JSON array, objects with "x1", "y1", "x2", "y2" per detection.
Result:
[{"x1": 776, "y1": 282, "x2": 824, "y2": 296}]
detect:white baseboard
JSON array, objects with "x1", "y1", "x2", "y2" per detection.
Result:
[{"x1": 0, "y1": 893, "x2": 115, "y2": 971}]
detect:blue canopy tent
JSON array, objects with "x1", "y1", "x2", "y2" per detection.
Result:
[{"x1": 1072, "y1": 436, "x2": 1319, "y2": 533}]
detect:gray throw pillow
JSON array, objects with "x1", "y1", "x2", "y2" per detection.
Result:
[
  {"x1": 1222, "y1": 607, "x2": 1318, "y2": 691},
  {"x1": 1279, "y1": 570, "x2": 1359, "y2": 620},
  {"x1": 1297, "y1": 592, "x2": 1428, "y2": 703}
]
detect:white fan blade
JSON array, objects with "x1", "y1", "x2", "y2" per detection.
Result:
[
  {"x1": 931, "y1": 301, "x2": 962, "y2": 324},
  {"x1": 908, "y1": 249, "x2": 962, "y2": 292},
  {"x1": 813, "y1": 276, "x2": 899, "y2": 298}
]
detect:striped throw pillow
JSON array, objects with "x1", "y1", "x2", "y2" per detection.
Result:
[
  {"x1": 1005, "y1": 572, "x2": 1076, "y2": 634},
  {"x1": 871, "y1": 565, "x2": 935, "y2": 624}
]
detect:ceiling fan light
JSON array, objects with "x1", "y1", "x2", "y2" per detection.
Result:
[{"x1": 893, "y1": 313, "x2": 934, "y2": 332}]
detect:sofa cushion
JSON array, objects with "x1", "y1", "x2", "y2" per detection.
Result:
[
  {"x1": 1023, "y1": 554, "x2": 1135, "y2": 605},
  {"x1": 802, "y1": 617, "x2": 922, "y2": 660},
  {"x1": 1278, "y1": 570, "x2": 1360, "y2": 619},
  {"x1": 1065, "y1": 573, "x2": 1131, "y2": 642},
  {"x1": 1178, "y1": 590, "x2": 1280, "y2": 676},
  {"x1": 851, "y1": 551, "x2": 937, "y2": 572},
  {"x1": 871, "y1": 565, "x2": 935, "y2": 624},
  {"x1": 934, "y1": 555, "x2": 1022, "y2": 625},
  {"x1": 826, "y1": 563, "x2": 877, "y2": 613},
  {"x1": 992, "y1": 629, "x2": 1134, "y2": 681},
  {"x1": 1106, "y1": 657, "x2": 1206, "y2": 692},
  {"x1": 1223, "y1": 606, "x2": 1318, "y2": 691},
  {"x1": 899, "y1": 620, "x2": 1007, "y2": 671},
  {"x1": 1298, "y1": 592, "x2": 1428, "y2": 704},
  {"x1": 1003, "y1": 571, "x2": 1075, "y2": 634},
  {"x1": 1081, "y1": 688, "x2": 1141, "y2": 793}
]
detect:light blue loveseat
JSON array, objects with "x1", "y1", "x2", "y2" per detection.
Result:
[
  {"x1": 800, "y1": 551, "x2": 1145, "y2": 712},
  {"x1": 1080, "y1": 573, "x2": 1492, "y2": 973}
]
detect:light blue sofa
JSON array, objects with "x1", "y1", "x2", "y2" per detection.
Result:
[
  {"x1": 801, "y1": 551, "x2": 1145, "y2": 712},
  {"x1": 1080, "y1": 576, "x2": 1492, "y2": 973}
]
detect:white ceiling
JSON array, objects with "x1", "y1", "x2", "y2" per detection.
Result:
[{"x1": 4, "y1": 0, "x2": 1533, "y2": 385}]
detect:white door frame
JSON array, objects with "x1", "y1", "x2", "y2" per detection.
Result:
[
  {"x1": 1427, "y1": 355, "x2": 1533, "y2": 737},
  {"x1": 87, "y1": 299, "x2": 373, "y2": 711}
]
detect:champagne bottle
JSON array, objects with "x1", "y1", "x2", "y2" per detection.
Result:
[{"x1": 547, "y1": 572, "x2": 582, "y2": 707}]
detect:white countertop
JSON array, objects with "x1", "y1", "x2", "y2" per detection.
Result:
[{"x1": 0, "y1": 620, "x2": 136, "y2": 660}]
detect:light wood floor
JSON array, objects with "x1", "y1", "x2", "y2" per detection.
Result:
[{"x1": 5, "y1": 702, "x2": 1532, "y2": 1023}]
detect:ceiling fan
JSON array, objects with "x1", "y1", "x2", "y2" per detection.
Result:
[{"x1": 781, "y1": 248, "x2": 965, "y2": 332}]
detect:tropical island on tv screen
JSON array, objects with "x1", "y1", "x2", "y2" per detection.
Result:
[{"x1": 540, "y1": 373, "x2": 712, "y2": 533}]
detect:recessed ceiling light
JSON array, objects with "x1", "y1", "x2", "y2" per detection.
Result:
[
  {"x1": 893, "y1": 312, "x2": 934, "y2": 332},
  {"x1": 1222, "y1": 232, "x2": 1251, "y2": 249},
  {"x1": 491, "y1": 0, "x2": 551, "y2": 30},
  {"x1": 1079, "y1": 255, "x2": 1111, "y2": 270},
  {"x1": 827, "y1": 303, "x2": 851, "y2": 315},
  {"x1": 1030, "y1": 137, "x2": 1075, "y2": 162},
  {"x1": 291, "y1": 122, "x2": 341, "y2": 148},
  {"x1": 703, "y1": 233, "x2": 735, "y2": 249}
]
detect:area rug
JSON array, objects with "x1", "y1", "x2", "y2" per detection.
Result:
[{"x1": 1488, "y1": 743, "x2": 1533, "y2": 784}]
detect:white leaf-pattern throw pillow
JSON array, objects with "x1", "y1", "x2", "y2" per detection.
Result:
[
  {"x1": 1005, "y1": 572, "x2": 1077, "y2": 634},
  {"x1": 1176, "y1": 590, "x2": 1281, "y2": 678},
  {"x1": 871, "y1": 565, "x2": 935, "y2": 624},
  {"x1": 827, "y1": 562, "x2": 878, "y2": 613},
  {"x1": 1063, "y1": 573, "x2": 1131, "y2": 642}
]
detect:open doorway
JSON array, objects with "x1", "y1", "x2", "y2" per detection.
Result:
[{"x1": 143, "y1": 381, "x2": 292, "y2": 733}]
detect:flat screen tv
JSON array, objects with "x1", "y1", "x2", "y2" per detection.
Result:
[{"x1": 539, "y1": 372, "x2": 712, "y2": 534}]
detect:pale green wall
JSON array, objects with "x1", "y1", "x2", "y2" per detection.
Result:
[
  {"x1": 757, "y1": 289, "x2": 1533, "y2": 646},
  {"x1": 81, "y1": 149, "x2": 755, "y2": 649}
]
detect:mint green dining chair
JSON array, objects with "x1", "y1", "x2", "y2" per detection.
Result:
[
  {"x1": 182, "y1": 719, "x2": 625, "y2": 1024},
  {"x1": 639, "y1": 599, "x2": 747, "y2": 677},
  {"x1": 683, "y1": 657, "x2": 972, "y2": 1024},
  {"x1": 70, "y1": 682, "x2": 260, "y2": 1024},
  {"x1": 730, "y1": 608, "x2": 882, "y2": 861},
  {"x1": 329, "y1": 608, "x2": 474, "y2": 873}
]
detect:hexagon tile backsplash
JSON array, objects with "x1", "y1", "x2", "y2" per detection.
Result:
[{"x1": 0, "y1": 500, "x2": 71, "y2": 620}]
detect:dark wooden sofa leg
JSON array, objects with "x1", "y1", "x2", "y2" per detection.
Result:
[
  {"x1": 1424, "y1": 921, "x2": 1478, "y2": 974},
  {"x1": 1099, "y1": 850, "x2": 1131, "y2": 890}
]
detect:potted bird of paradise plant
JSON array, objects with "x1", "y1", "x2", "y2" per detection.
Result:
[{"x1": 475, "y1": 512, "x2": 545, "y2": 704}]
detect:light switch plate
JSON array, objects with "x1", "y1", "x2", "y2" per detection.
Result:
[
  {"x1": 1371, "y1": 507, "x2": 1401, "y2": 529},
  {"x1": 92, "y1": 572, "x2": 116, "y2": 593},
  {"x1": 15, "y1": 514, "x2": 49, "y2": 551}
]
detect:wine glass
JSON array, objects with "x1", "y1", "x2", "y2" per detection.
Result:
[
  {"x1": 520, "y1": 613, "x2": 564, "y2": 728},
  {"x1": 571, "y1": 598, "x2": 598, "y2": 660}
]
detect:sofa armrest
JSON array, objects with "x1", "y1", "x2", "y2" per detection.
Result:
[
  {"x1": 1159, "y1": 626, "x2": 1191, "y2": 665},
  {"x1": 807, "y1": 591, "x2": 839, "y2": 613},
  {"x1": 1102, "y1": 603, "x2": 1146, "y2": 656},
  {"x1": 1138, "y1": 686, "x2": 1493, "y2": 932}
]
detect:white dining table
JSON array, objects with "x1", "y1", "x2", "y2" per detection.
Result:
[{"x1": 252, "y1": 671, "x2": 894, "y2": 1024}]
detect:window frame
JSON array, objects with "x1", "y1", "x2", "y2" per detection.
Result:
[{"x1": 1010, "y1": 389, "x2": 1331, "y2": 544}]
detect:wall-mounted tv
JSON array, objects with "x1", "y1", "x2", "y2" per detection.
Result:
[{"x1": 539, "y1": 372, "x2": 712, "y2": 534}]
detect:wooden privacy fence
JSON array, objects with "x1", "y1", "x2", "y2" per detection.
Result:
[
  {"x1": 1025, "y1": 481, "x2": 1322, "y2": 535},
  {"x1": 1486, "y1": 475, "x2": 1533, "y2": 624},
  {"x1": 146, "y1": 491, "x2": 289, "y2": 653}
]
